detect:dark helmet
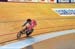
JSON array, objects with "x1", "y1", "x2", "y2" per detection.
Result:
[{"x1": 27, "y1": 19, "x2": 31, "y2": 22}]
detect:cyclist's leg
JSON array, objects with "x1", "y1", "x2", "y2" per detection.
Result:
[
  {"x1": 29, "y1": 29, "x2": 34, "y2": 35},
  {"x1": 22, "y1": 27, "x2": 28, "y2": 34},
  {"x1": 26, "y1": 29, "x2": 34, "y2": 37},
  {"x1": 22, "y1": 27, "x2": 27, "y2": 32},
  {"x1": 25, "y1": 29, "x2": 29, "y2": 37},
  {"x1": 26, "y1": 25, "x2": 34, "y2": 37},
  {"x1": 25, "y1": 27, "x2": 29, "y2": 36}
]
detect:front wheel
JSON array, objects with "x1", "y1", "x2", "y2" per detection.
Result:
[{"x1": 17, "y1": 31, "x2": 22, "y2": 39}]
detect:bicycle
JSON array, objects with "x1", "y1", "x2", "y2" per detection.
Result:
[{"x1": 17, "y1": 27, "x2": 34, "y2": 39}]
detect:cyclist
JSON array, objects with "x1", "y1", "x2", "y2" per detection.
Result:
[{"x1": 22, "y1": 19, "x2": 37, "y2": 37}]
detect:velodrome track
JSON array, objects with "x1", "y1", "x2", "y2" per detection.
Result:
[
  {"x1": 0, "y1": 2, "x2": 75, "y2": 44},
  {"x1": 0, "y1": 30, "x2": 75, "y2": 49}
]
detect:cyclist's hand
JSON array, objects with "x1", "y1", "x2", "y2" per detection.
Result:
[{"x1": 22, "y1": 25, "x2": 24, "y2": 27}]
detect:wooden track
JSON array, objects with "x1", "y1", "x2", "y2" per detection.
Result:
[{"x1": 0, "y1": 2, "x2": 75, "y2": 44}]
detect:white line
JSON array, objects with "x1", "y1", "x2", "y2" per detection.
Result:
[{"x1": 0, "y1": 29, "x2": 75, "y2": 49}]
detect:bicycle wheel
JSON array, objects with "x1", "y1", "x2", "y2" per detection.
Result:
[{"x1": 17, "y1": 31, "x2": 22, "y2": 39}]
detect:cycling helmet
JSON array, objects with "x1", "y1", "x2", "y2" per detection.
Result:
[{"x1": 27, "y1": 19, "x2": 31, "y2": 22}]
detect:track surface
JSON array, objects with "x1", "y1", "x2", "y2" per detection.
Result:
[
  {"x1": 0, "y1": 2, "x2": 75, "y2": 44},
  {"x1": 24, "y1": 33, "x2": 75, "y2": 49}
]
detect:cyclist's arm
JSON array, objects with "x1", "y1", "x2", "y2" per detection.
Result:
[{"x1": 22, "y1": 21, "x2": 28, "y2": 27}]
